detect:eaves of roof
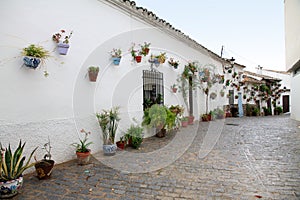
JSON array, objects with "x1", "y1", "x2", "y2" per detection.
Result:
[{"x1": 102, "y1": 0, "x2": 243, "y2": 66}]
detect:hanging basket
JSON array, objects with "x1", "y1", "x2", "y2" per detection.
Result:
[
  {"x1": 112, "y1": 57, "x2": 121, "y2": 65},
  {"x1": 57, "y1": 43, "x2": 70, "y2": 55},
  {"x1": 135, "y1": 55, "x2": 142, "y2": 63},
  {"x1": 23, "y1": 56, "x2": 41, "y2": 69}
]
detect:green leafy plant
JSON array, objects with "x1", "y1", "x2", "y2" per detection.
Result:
[
  {"x1": 0, "y1": 140, "x2": 38, "y2": 181},
  {"x1": 72, "y1": 129, "x2": 93, "y2": 153},
  {"x1": 142, "y1": 104, "x2": 176, "y2": 131},
  {"x1": 96, "y1": 107, "x2": 120, "y2": 145},
  {"x1": 126, "y1": 123, "x2": 143, "y2": 149},
  {"x1": 140, "y1": 42, "x2": 151, "y2": 56},
  {"x1": 88, "y1": 66, "x2": 99, "y2": 73},
  {"x1": 22, "y1": 44, "x2": 50, "y2": 58}
]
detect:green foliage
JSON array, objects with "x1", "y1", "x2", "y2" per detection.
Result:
[
  {"x1": 96, "y1": 107, "x2": 120, "y2": 145},
  {"x1": 71, "y1": 129, "x2": 93, "y2": 153},
  {"x1": 142, "y1": 104, "x2": 176, "y2": 131},
  {"x1": 88, "y1": 66, "x2": 99, "y2": 72},
  {"x1": 22, "y1": 44, "x2": 50, "y2": 58},
  {"x1": 263, "y1": 106, "x2": 272, "y2": 116},
  {"x1": 0, "y1": 140, "x2": 37, "y2": 181},
  {"x1": 126, "y1": 124, "x2": 143, "y2": 149},
  {"x1": 213, "y1": 107, "x2": 225, "y2": 119},
  {"x1": 275, "y1": 106, "x2": 283, "y2": 114}
]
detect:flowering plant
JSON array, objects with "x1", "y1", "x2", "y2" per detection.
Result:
[
  {"x1": 72, "y1": 129, "x2": 93, "y2": 153},
  {"x1": 129, "y1": 43, "x2": 140, "y2": 58},
  {"x1": 111, "y1": 48, "x2": 122, "y2": 58},
  {"x1": 140, "y1": 42, "x2": 151, "y2": 56},
  {"x1": 52, "y1": 29, "x2": 73, "y2": 44}
]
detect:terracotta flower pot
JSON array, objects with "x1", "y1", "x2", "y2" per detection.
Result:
[
  {"x1": 88, "y1": 70, "x2": 99, "y2": 82},
  {"x1": 116, "y1": 141, "x2": 126, "y2": 150},
  {"x1": 188, "y1": 116, "x2": 194, "y2": 125},
  {"x1": 181, "y1": 121, "x2": 188, "y2": 127},
  {"x1": 76, "y1": 150, "x2": 91, "y2": 165}
]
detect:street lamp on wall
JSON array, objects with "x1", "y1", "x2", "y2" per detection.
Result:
[{"x1": 224, "y1": 57, "x2": 235, "y2": 70}]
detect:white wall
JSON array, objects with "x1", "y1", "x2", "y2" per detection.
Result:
[
  {"x1": 284, "y1": 0, "x2": 300, "y2": 120},
  {"x1": 285, "y1": 0, "x2": 300, "y2": 70},
  {"x1": 0, "y1": 0, "x2": 224, "y2": 164}
]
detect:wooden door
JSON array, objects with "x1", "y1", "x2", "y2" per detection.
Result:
[{"x1": 282, "y1": 95, "x2": 290, "y2": 113}]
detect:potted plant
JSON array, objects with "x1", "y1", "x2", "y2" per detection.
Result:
[
  {"x1": 52, "y1": 29, "x2": 73, "y2": 55},
  {"x1": 0, "y1": 140, "x2": 37, "y2": 198},
  {"x1": 148, "y1": 54, "x2": 160, "y2": 67},
  {"x1": 116, "y1": 136, "x2": 126, "y2": 150},
  {"x1": 201, "y1": 113, "x2": 211, "y2": 122},
  {"x1": 130, "y1": 44, "x2": 142, "y2": 63},
  {"x1": 168, "y1": 58, "x2": 179, "y2": 69},
  {"x1": 214, "y1": 107, "x2": 225, "y2": 119},
  {"x1": 96, "y1": 106, "x2": 120, "y2": 156},
  {"x1": 140, "y1": 42, "x2": 151, "y2": 56},
  {"x1": 156, "y1": 52, "x2": 167, "y2": 64},
  {"x1": 181, "y1": 116, "x2": 188, "y2": 127},
  {"x1": 170, "y1": 84, "x2": 178, "y2": 93},
  {"x1": 142, "y1": 104, "x2": 176, "y2": 138},
  {"x1": 88, "y1": 66, "x2": 99, "y2": 82},
  {"x1": 125, "y1": 123, "x2": 143, "y2": 149},
  {"x1": 34, "y1": 138, "x2": 55, "y2": 179},
  {"x1": 110, "y1": 48, "x2": 122, "y2": 65},
  {"x1": 71, "y1": 129, "x2": 93, "y2": 165},
  {"x1": 22, "y1": 44, "x2": 50, "y2": 69}
]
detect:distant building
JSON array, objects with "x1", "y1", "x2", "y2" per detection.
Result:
[{"x1": 284, "y1": 0, "x2": 300, "y2": 120}]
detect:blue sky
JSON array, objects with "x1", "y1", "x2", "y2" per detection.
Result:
[{"x1": 133, "y1": 0, "x2": 285, "y2": 71}]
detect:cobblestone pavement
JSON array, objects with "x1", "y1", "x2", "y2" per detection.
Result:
[{"x1": 14, "y1": 115, "x2": 300, "y2": 199}]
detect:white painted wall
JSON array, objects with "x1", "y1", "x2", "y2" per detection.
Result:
[
  {"x1": 285, "y1": 0, "x2": 300, "y2": 69},
  {"x1": 0, "y1": 0, "x2": 224, "y2": 164},
  {"x1": 284, "y1": 0, "x2": 300, "y2": 120}
]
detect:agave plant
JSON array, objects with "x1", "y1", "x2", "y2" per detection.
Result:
[{"x1": 0, "y1": 140, "x2": 37, "y2": 181}]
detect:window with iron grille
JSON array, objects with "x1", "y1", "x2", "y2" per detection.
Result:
[{"x1": 143, "y1": 70, "x2": 164, "y2": 110}]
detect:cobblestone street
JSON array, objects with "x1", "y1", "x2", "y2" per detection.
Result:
[{"x1": 15, "y1": 115, "x2": 300, "y2": 199}]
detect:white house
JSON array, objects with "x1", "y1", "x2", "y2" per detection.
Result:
[
  {"x1": 0, "y1": 0, "x2": 229, "y2": 164},
  {"x1": 284, "y1": 0, "x2": 300, "y2": 121}
]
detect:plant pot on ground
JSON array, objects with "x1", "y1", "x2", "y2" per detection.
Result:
[
  {"x1": 34, "y1": 138, "x2": 55, "y2": 179},
  {"x1": 125, "y1": 123, "x2": 143, "y2": 149},
  {"x1": 71, "y1": 129, "x2": 93, "y2": 165},
  {"x1": 201, "y1": 114, "x2": 211, "y2": 122},
  {"x1": 96, "y1": 106, "x2": 120, "y2": 156},
  {"x1": 0, "y1": 140, "x2": 37, "y2": 198},
  {"x1": 181, "y1": 117, "x2": 188, "y2": 127},
  {"x1": 142, "y1": 104, "x2": 176, "y2": 138},
  {"x1": 116, "y1": 136, "x2": 126, "y2": 150},
  {"x1": 88, "y1": 66, "x2": 99, "y2": 82}
]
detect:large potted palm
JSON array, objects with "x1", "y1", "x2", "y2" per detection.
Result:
[
  {"x1": 0, "y1": 140, "x2": 37, "y2": 198},
  {"x1": 96, "y1": 106, "x2": 120, "y2": 156}
]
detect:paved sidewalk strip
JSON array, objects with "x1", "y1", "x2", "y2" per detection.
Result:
[{"x1": 14, "y1": 116, "x2": 300, "y2": 199}]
